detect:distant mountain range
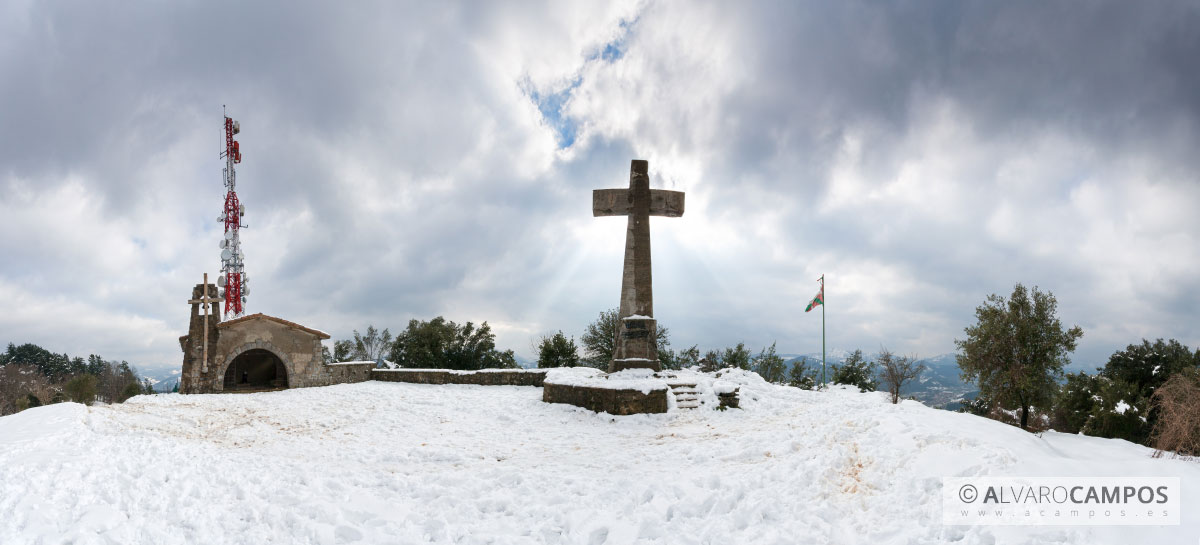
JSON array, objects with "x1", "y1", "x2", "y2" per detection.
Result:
[
  {"x1": 139, "y1": 366, "x2": 183, "y2": 392},
  {"x1": 781, "y1": 351, "x2": 978, "y2": 410}
]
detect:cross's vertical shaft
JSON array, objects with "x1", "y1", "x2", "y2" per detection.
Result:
[
  {"x1": 618, "y1": 159, "x2": 653, "y2": 320},
  {"x1": 593, "y1": 159, "x2": 685, "y2": 373}
]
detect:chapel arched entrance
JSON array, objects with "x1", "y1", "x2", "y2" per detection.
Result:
[{"x1": 223, "y1": 348, "x2": 288, "y2": 391}]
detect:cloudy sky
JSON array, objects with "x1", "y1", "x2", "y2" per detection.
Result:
[{"x1": 2, "y1": 0, "x2": 1198, "y2": 371}]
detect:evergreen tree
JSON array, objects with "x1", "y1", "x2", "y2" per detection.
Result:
[
  {"x1": 332, "y1": 340, "x2": 354, "y2": 362},
  {"x1": 787, "y1": 357, "x2": 816, "y2": 389},
  {"x1": 956, "y1": 284, "x2": 1083, "y2": 430},
  {"x1": 579, "y1": 309, "x2": 670, "y2": 369},
  {"x1": 753, "y1": 342, "x2": 787, "y2": 383},
  {"x1": 1084, "y1": 376, "x2": 1146, "y2": 443},
  {"x1": 537, "y1": 331, "x2": 580, "y2": 368},
  {"x1": 722, "y1": 343, "x2": 752, "y2": 370},
  {"x1": 1050, "y1": 371, "x2": 1098, "y2": 434},
  {"x1": 700, "y1": 350, "x2": 723, "y2": 372},
  {"x1": 1085, "y1": 338, "x2": 1200, "y2": 442},
  {"x1": 389, "y1": 317, "x2": 517, "y2": 370},
  {"x1": 63, "y1": 375, "x2": 98, "y2": 405},
  {"x1": 118, "y1": 381, "x2": 143, "y2": 403},
  {"x1": 1, "y1": 343, "x2": 71, "y2": 380},
  {"x1": 673, "y1": 345, "x2": 700, "y2": 370},
  {"x1": 831, "y1": 349, "x2": 878, "y2": 392}
]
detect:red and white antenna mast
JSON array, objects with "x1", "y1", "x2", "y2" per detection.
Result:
[{"x1": 218, "y1": 107, "x2": 248, "y2": 318}]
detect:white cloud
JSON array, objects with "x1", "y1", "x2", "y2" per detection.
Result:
[{"x1": 1, "y1": 0, "x2": 1198, "y2": 371}]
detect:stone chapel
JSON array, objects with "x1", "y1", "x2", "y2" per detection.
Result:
[{"x1": 179, "y1": 282, "x2": 373, "y2": 394}]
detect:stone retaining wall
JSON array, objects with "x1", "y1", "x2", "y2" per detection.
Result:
[
  {"x1": 371, "y1": 368, "x2": 547, "y2": 387},
  {"x1": 542, "y1": 382, "x2": 668, "y2": 415},
  {"x1": 325, "y1": 362, "x2": 376, "y2": 385}
]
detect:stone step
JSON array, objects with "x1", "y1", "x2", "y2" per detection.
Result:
[
  {"x1": 673, "y1": 394, "x2": 698, "y2": 401},
  {"x1": 676, "y1": 401, "x2": 700, "y2": 409},
  {"x1": 670, "y1": 387, "x2": 698, "y2": 394}
]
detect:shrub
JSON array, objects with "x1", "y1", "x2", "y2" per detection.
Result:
[
  {"x1": 1150, "y1": 369, "x2": 1200, "y2": 458},
  {"x1": 118, "y1": 381, "x2": 143, "y2": 403},
  {"x1": 63, "y1": 375, "x2": 98, "y2": 405},
  {"x1": 832, "y1": 350, "x2": 877, "y2": 392},
  {"x1": 537, "y1": 331, "x2": 580, "y2": 368}
]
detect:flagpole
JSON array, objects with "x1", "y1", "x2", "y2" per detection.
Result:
[{"x1": 821, "y1": 274, "x2": 826, "y2": 390}]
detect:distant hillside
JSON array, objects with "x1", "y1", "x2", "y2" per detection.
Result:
[
  {"x1": 899, "y1": 354, "x2": 978, "y2": 409},
  {"x1": 782, "y1": 352, "x2": 977, "y2": 410},
  {"x1": 139, "y1": 366, "x2": 182, "y2": 392}
]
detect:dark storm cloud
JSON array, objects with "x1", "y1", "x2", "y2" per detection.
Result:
[{"x1": 1, "y1": 0, "x2": 1197, "y2": 369}]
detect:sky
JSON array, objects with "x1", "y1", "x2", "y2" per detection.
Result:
[{"x1": 1, "y1": 0, "x2": 1198, "y2": 371}]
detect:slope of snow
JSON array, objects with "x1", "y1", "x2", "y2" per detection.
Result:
[{"x1": 1, "y1": 377, "x2": 1197, "y2": 544}]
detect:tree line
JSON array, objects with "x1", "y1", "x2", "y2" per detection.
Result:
[
  {"x1": 0, "y1": 342, "x2": 155, "y2": 416},
  {"x1": 324, "y1": 317, "x2": 518, "y2": 370},
  {"x1": 953, "y1": 283, "x2": 1200, "y2": 458},
  {"x1": 535, "y1": 308, "x2": 925, "y2": 401}
]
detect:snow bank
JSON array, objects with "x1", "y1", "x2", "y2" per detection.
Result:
[
  {"x1": 1, "y1": 379, "x2": 1198, "y2": 544},
  {"x1": 544, "y1": 367, "x2": 668, "y2": 395}
]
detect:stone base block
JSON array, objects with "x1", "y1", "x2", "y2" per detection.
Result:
[
  {"x1": 610, "y1": 358, "x2": 660, "y2": 373},
  {"x1": 542, "y1": 382, "x2": 668, "y2": 415},
  {"x1": 610, "y1": 316, "x2": 660, "y2": 372}
]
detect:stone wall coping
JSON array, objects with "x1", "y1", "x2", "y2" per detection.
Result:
[
  {"x1": 544, "y1": 367, "x2": 668, "y2": 395},
  {"x1": 326, "y1": 361, "x2": 377, "y2": 366},
  {"x1": 374, "y1": 368, "x2": 547, "y2": 375}
]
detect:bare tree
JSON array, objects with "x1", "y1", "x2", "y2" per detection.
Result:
[
  {"x1": 1150, "y1": 369, "x2": 1200, "y2": 458},
  {"x1": 352, "y1": 326, "x2": 393, "y2": 362},
  {"x1": 0, "y1": 364, "x2": 55, "y2": 416},
  {"x1": 877, "y1": 348, "x2": 926, "y2": 405}
]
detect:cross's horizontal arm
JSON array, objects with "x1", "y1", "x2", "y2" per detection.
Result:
[{"x1": 592, "y1": 189, "x2": 685, "y2": 218}]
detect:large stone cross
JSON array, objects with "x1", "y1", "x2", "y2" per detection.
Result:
[
  {"x1": 187, "y1": 273, "x2": 222, "y2": 373},
  {"x1": 593, "y1": 159, "x2": 684, "y2": 372}
]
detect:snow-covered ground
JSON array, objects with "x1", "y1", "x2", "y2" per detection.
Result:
[{"x1": 1, "y1": 373, "x2": 1198, "y2": 544}]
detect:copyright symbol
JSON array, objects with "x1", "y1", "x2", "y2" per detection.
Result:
[{"x1": 959, "y1": 484, "x2": 978, "y2": 503}]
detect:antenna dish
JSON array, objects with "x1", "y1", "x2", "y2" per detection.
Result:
[
  {"x1": 224, "y1": 230, "x2": 234, "y2": 241},
  {"x1": 217, "y1": 214, "x2": 225, "y2": 222},
  {"x1": 239, "y1": 204, "x2": 245, "y2": 217},
  {"x1": 221, "y1": 249, "x2": 232, "y2": 261},
  {"x1": 217, "y1": 275, "x2": 226, "y2": 288},
  {"x1": 219, "y1": 239, "x2": 227, "y2": 249}
]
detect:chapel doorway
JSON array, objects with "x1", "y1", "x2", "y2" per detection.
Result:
[{"x1": 223, "y1": 349, "x2": 288, "y2": 391}]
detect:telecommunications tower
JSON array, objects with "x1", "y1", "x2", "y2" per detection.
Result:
[{"x1": 218, "y1": 108, "x2": 248, "y2": 318}]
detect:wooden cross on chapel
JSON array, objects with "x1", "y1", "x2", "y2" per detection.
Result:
[{"x1": 187, "y1": 273, "x2": 222, "y2": 373}]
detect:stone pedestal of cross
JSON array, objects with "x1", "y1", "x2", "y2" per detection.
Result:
[
  {"x1": 593, "y1": 159, "x2": 684, "y2": 372},
  {"x1": 187, "y1": 273, "x2": 222, "y2": 373}
]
